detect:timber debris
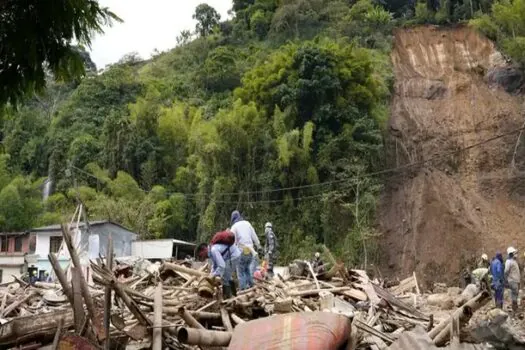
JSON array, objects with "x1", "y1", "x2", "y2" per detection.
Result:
[{"x1": 0, "y1": 230, "x2": 522, "y2": 349}]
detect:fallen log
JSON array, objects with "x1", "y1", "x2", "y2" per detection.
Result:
[
  {"x1": 177, "y1": 327, "x2": 232, "y2": 347},
  {"x1": 0, "y1": 309, "x2": 74, "y2": 346}
]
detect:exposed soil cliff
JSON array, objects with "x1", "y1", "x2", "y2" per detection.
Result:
[{"x1": 380, "y1": 25, "x2": 525, "y2": 287}]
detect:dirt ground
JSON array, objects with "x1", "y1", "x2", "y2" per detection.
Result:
[{"x1": 379, "y1": 25, "x2": 525, "y2": 287}]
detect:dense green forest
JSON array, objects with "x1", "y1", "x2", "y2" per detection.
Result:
[{"x1": 1, "y1": 0, "x2": 525, "y2": 265}]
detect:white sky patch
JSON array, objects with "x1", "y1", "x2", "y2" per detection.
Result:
[{"x1": 90, "y1": 0, "x2": 232, "y2": 69}]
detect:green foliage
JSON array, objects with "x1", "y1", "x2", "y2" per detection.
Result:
[
  {"x1": 0, "y1": 0, "x2": 397, "y2": 268},
  {"x1": 469, "y1": 0, "x2": 525, "y2": 66},
  {"x1": 0, "y1": 0, "x2": 121, "y2": 105},
  {"x1": 193, "y1": 3, "x2": 221, "y2": 37}
]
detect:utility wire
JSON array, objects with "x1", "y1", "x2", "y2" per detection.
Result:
[{"x1": 69, "y1": 125, "x2": 525, "y2": 204}]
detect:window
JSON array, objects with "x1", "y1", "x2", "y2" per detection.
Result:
[
  {"x1": 49, "y1": 236, "x2": 63, "y2": 253},
  {"x1": 14, "y1": 236, "x2": 22, "y2": 252},
  {"x1": 0, "y1": 238, "x2": 7, "y2": 252}
]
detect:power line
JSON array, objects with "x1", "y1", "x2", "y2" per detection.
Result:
[{"x1": 69, "y1": 125, "x2": 525, "y2": 204}]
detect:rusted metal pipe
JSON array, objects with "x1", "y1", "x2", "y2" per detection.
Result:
[{"x1": 177, "y1": 327, "x2": 232, "y2": 347}]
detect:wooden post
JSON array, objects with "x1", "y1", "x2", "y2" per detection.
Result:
[
  {"x1": 48, "y1": 253, "x2": 73, "y2": 305},
  {"x1": 152, "y1": 283, "x2": 163, "y2": 350},
  {"x1": 61, "y1": 223, "x2": 105, "y2": 341},
  {"x1": 104, "y1": 235, "x2": 113, "y2": 350},
  {"x1": 71, "y1": 267, "x2": 85, "y2": 333}
]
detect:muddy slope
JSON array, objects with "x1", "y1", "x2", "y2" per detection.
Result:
[{"x1": 380, "y1": 25, "x2": 525, "y2": 287}]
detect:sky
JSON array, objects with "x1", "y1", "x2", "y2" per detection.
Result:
[{"x1": 89, "y1": 0, "x2": 232, "y2": 69}]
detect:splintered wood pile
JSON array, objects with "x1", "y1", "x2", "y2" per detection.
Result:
[{"x1": 0, "y1": 228, "x2": 492, "y2": 350}]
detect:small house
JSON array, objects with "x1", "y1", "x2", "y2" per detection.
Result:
[
  {"x1": 26, "y1": 220, "x2": 137, "y2": 278},
  {"x1": 132, "y1": 239, "x2": 196, "y2": 261},
  {"x1": 0, "y1": 232, "x2": 31, "y2": 283}
]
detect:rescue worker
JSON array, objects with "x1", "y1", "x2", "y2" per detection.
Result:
[
  {"x1": 480, "y1": 253, "x2": 490, "y2": 268},
  {"x1": 264, "y1": 222, "x2": 278, "y2": 278},
  {"x1": 197, "y1": 238, "x2": 241, "y2": 299},
  {"x1": 490, "y1": 252, "x2": 504, "y2": 309},
  {"x1": 44, "y1": 272, "x2": 53, "y2": 283},
  {"x1": 472, "y1": 254, "x2": 490, "y2": 290},
  {"x1": 312, "y1": 252, "x2": 325, "y2": 274},
  {"x1": 505, "y1": 246, "x2": 520, "y2": 313},
  {"x1": 29, "y1": 270, "x2": 38, "y2": 285},
  {"x1": 230, "y1": 210, "x2": 260, "y2": 290}
]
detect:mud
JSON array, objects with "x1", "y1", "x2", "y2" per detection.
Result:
[{"x1": 380, "y1": 25, "x2": 525, "y2": 287}]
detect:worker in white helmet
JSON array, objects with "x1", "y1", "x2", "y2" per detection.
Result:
[
  {"x1": 472, "y1": 253, "x2": 490, "y2": 290},
  {"x1": 505, "y1": 246, "x2": 520, "y2": 313},
  {"x1": 263, "y1": 222, "x2": 278, "y2": 278},
  {"x1": 480, "y1": 253, "x2": 489, "y2": 268},
  {"x1": 312, "y1": 252, "x2": 325, "y2": 274}
]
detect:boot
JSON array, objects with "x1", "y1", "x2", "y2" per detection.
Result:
[
  {"x1": 222, "y1": 285, "x2": 232, "y2": 299},
  {"x1": 230, "y1": 281, "x2": 237, "y2": 297}
]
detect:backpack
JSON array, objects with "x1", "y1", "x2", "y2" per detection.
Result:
[{"x1": 210, "y1": 230, "x2": 235, "y2": 247}]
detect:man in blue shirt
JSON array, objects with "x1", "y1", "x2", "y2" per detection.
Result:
[
  {"x1": 198, "y1": 241, "x2": 241, "y2": 298},
  {"x1": 490, "y1": 252, "x2": 504, "y2": 309}
]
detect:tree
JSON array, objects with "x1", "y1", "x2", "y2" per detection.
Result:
[
  {"x1": 193, "y1": 3, "x2": 221, "y2": 37},
  {"x1": 0, "y1": 0, "x2": 121, "y2": 105}
]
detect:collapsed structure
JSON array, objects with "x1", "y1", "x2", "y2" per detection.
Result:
[{"x1": 0, "y1": 223, "x2": 524, "y2": 350}]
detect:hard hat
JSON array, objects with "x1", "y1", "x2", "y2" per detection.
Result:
[
  {"x1": 481, "y1": 253, "x2": 488, "y2": 261},
  {"x1": 315, "y1": 252, "x2": 320, "y2": 258},
  {"x1": 265, "y1": 222, "x2": 272, "y2": 229},
  {"x1": 507, "y1": 246, "x2": 517, "y2": 255}
]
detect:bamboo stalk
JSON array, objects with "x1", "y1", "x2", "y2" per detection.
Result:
[
  {"x1": 177, "y1": 327, "x2": 232, "y2": 347},
  {"x1": 162, "y1": 263, "x2": 208, "y2": 278},
  {"x1": 428, "y1": 291, "x2": 489, "y2": 339},
  {"x1": 178, "y1": 306, "x2": 205, "y2": 329},
  {"x1": 221, "y1": 307, "x2": 233, "y2": 332},
  {"x1": 231, "y1": 314, "x2": 245, "y2": 325},
  {"x1": 287, "y1": 287, "x2": 350, "y2": 297},
  {"x1": 152, "y1": 283, "x2": 163, "y2": 350},
  {"x1": 104, "y1": 235, "x2": 113, "y2": 350}
]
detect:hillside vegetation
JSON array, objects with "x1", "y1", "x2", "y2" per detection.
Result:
[{"x1": 1, "y1": 0, "x2": 524, "y2": 266}]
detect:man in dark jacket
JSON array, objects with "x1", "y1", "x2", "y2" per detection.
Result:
[{"x1": 490, "y1": 252, "x2": 504, "y2": 309}]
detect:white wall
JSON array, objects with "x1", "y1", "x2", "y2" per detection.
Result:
[
  {"x1": 132, "y1": 240, "x2": 173, "y2": 259},
  {"x1": 0, "y1": 266, "x2": 23, "y2": 283},
  {"x1": 34, "y1": 232, "x2": 62, "y2": 257}
]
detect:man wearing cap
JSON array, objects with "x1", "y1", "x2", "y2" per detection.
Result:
[{"x1": 505, "y1": 246, "x2": 520, "y2": 313}]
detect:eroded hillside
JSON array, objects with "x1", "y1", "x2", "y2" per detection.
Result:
[{"x1": 380, "y1": 25, "x2": 525, "y2": 287}]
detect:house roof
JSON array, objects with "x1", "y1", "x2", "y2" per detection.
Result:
[
  {"x1": 0, "y1": 232, "x2": 28, "y2": 236},
  {"x1": 30, "y1": 220, "x2": 136, "y2": 234},
  {"x1": 133, "y1": 238, "x2": 196, "y2": 247}
]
